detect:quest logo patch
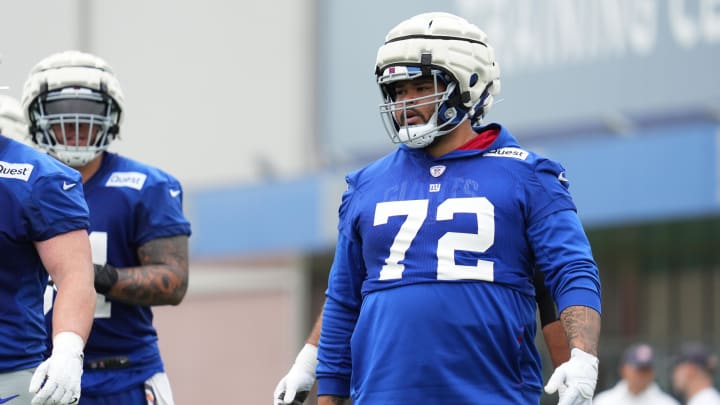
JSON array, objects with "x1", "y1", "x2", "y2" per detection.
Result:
[
  {"x1": 105, "y1": 171, "x2": 147, "y2": 190},
  {"x1": 0, "y1": 161, "x2": 34, "y2": 181},
  {"x1": 483, "y1": 147, "x2": 529, "y2": 160}
]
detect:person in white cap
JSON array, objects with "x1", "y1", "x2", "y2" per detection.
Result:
[
  {"x1": 594, "y1": 342, "x2": 679, "y2": 405},
  {"x1": 672, "y1": 342, "x2": 720, "y2": 405}
]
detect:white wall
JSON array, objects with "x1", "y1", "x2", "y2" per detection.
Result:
[
  {"x1": 1, "y1": 1, "x2": 316, "y2": 402},
  {"x1": 0, "y1": 0, "x2": 315, "y2": 189},
  {"x1": 153, "y1": 264, "x2": 309, "y2": 405}
]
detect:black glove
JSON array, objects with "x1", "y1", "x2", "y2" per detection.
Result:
[
  {"x1": 292, "y1": 391, "x2": 309, "y2": 404},
  {"x1": 277, "y1": 391, "x2": 309, "y2": 405},
  {"x1": 93, "y1": 263, "x2": 119, "y2": 294}
]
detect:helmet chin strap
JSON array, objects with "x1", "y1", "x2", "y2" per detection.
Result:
[
  {"x1": 397, "y1": 110, "x2": 468, "y2": 148},
  {"x1": 398, "y1": 122, "x2": 437, "y2": 148}
]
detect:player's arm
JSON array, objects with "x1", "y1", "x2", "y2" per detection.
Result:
[
  {"x1": 37, "y1": 229, "x2": 96, "y2": 341},
  {"x1": 318, "y1": 396, "x2": 347, "y2": 405},
  {"x1": 559, "y1": 305, "x2": 600, "y2": 356},
  {"x1": 316, "y1": 239, "x2": 362, "y2": 403},
  {"x1": 542, "y1": 321, "x2": 571, "y2": 368},
  {"x1": 534, "y1": 269, "x2": 571, "y2": 368},
  {"x1": 274, "y1": 309, "x2": 323, "y2": 404},
  {"x1": 31, "y1": 229, "x2": 96, "y2": 403},
  {"x1": 307, "y1": 310, "x2": 322, "y2": 346},
  {"x1": 94, "y1": 235, "x2": 189, "y2": 306},
  {"x1": 527, "y1": 209, "x2": 602, "y2": 403},
  {"x1": 316, "y1": 187, "x2": 360, "y2": 403},
  {"x1": 544, "y1": 305, "x2": 601, "y2": 403}
]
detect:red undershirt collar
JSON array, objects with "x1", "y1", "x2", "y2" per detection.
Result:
[{"x1": 457, "y1": 128, "x2": 500, "y2": 151}]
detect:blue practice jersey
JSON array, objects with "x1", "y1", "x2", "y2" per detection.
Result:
[
  {"x1": 0, "y1": 135, "x2": 89, "y2": 373},
  {"x1": 317, "y1": 124, "x2": 601, "y2": 404},
  {"x1": 45, "y1": 152, "x2": 191, "y2": 394}
]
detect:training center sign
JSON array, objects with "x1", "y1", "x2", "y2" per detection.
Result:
[
  {"x1": 457, "y1": 0, "x2": 720, "y2": 131},
  {"x1": 318, "y1": 0, "x2": 720, "y2": 159}
]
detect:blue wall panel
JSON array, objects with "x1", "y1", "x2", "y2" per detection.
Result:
[
  {"x1": 188, "y1": 122, "x2": 720, "y2": 257},
  {"x1": 526, "y1": 122, "x2": 719, "y2": 226},
  {"x1": 188, "y1": 178, "x2": 323, "y2": 258}
]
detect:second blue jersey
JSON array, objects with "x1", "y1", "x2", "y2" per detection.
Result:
[{"x1": 45, "y1": 152, "x2": 191, "y2": 394}]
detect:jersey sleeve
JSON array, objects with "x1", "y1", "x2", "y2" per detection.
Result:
[
  {"x1": 26, "y1": 171, "x2": 89, "y2": 241},
  {"x1": 524, "y1": 158, "x2": 576, "y2": 223},
  {"x1": 528, "y1": 209, "x2": 601, "y2": 314},
  {"x1": 317, "y1": 178, "x2": 365, "y2": 397},
  {"x1": 523, "y1": 158, "x2": 601, "y2": 314},
  {"x1": 135, "y1": 178, "x2": 191, "y2": 245}
]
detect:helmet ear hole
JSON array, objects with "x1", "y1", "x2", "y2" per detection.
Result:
[
  {"x1": 469, "y1": 73, "x2": 479, "y2": 87},
  {"x1": 443, "y1": 108, "x2": 457, "y2": 120}
]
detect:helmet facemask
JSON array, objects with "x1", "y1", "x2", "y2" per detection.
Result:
[
  {"x1": 21, "y1": 50, "x2": 126, "y2": 167},
  {"x1": 28, "y1": 86, "x2": 121, "y2": 167},
  {"x1": 378, "y1": 66, "x2": 464, "y2": 149}
]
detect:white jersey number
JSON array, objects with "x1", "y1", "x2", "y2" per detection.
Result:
[
  {"x1": 375, "y1": 197, "x2": 495, "y2": 281},
  {"x1": 43, "y1": 231, "x2": 112, "y2": 318}
]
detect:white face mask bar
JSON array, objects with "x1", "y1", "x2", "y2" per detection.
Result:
[
  {"x1": 31, "y1": 88, "x2": 119, "y2": 167},
  {"x1": 379, "y1": 73, "x2": 463, "y2": 148}
]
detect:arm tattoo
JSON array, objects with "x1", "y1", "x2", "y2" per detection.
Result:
[
  {"x1": 110, "y1": 235, "x2": 189, "y2": 306},
  {"x1": 559, "y1": 305, "x2": 601, "y2": 356}
]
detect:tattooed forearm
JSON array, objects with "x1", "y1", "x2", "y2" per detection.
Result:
[
  {"x1": 559, "y1": 305, "x2": 601, "y2": 356},
  {"x1": 109, "y1": 235, "x2": 189, "y2": 306}
]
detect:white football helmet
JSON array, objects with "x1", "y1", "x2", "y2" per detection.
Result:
[
  {"x1": 21, "y1": 50, "x2": 124, "y2": 167},
  {"x1": 0, "y1": 94, "x2": 30, "y2": 144},
  {"x1": 375, "y1": 12, "x2": 501, "y2": 148}
]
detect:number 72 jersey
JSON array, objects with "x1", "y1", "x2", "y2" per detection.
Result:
[{"x1": 333, "y1": 138, "x2": 594, "y2": 301}]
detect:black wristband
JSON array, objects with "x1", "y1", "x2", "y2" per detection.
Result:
[
  {"x1": 533, "y1": 269, "x2": 559, "y2": 327},
  {"x1": 93, "y1": 263, "x2": 119, "y2": 294}
]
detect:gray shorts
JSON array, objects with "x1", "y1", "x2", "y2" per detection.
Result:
[{"x1": 0, "y1": 368, "x2": 35, "y2": 404}]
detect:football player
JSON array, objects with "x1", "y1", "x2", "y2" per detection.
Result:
[
  {"x1": 1, "y1": 81, "x2": 95, "y2": 403},
  {"x1": 22, "y1": 50, "x2": 191, "y2": 405},
  {"x1": 315, "y1": 12, "x2": 601, "y2": 404}
]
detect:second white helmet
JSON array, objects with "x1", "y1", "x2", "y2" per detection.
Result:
[
  {"x1": 21, "y1": 50, "x2": 124, "y2": 167},
  {"x1": 375, "y1": 12, "x2": 501, "y2": 148}
]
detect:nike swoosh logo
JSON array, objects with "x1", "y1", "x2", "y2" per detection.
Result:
[
  {"x1": 0, "y1": 394, "x2": 19, "y2": 403},
  {"x1": 169, "y1": 189, "x2": 181, "y2": 197},
  {"x1": 62, "y1": 181, "x2": 77, "y2": 190},
  {"x1": 558, "y1": 172, "x2": 569, "y2": 182}
]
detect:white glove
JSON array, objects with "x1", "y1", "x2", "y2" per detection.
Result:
[
  {"x1": 29, "y1": 331, "x2": 85, "y2": 405},
  {"x1": 273, "y1": 343, "x2": 318, "y2": 404},
  {"x1": 544, "y1": 348, "x2": 598, "y2": 405}
]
